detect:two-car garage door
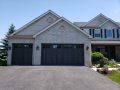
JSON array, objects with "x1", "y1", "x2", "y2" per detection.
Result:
[
  {"x1": 41, "y1": 44, "x2": 84, "y2": 66},
  {"x1": 12, "y1": 43, "x2": 84, "y2": 66}
]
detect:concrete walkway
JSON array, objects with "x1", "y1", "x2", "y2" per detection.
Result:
[
  {"x1": 0, "y1": 66, "x2": 119, "y2": 90},
  {"x1": 91, "y1": 67, "x2": 119, "y2": 71}
]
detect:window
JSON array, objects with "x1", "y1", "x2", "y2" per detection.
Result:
[
  {"x1": 62, "y1": 45, "x2": 73, "y2": 48},
  {"x1": 24, "y1": 45, "x2": 32, "y2": 48},
  {"x1": 106, "y1": 29, "x2": 113, "y2": 38},
  {"x1": 84, "y1": 29, "x2": 89, "y2": 34},
  {"x1": 118, "y1": 29, "x2": 120, "y2": 38},
  {"x1": 42, "y1": 44, "x2": 51, "y2": 48},
  {"x1": 94, "y1": 29, "x2": 101, "y2": 38},
  {"x1": 53, "y1": 45, "x2": 57, "y2": 48}
]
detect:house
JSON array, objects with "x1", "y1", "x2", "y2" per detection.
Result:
[{"x1": 7, "y1": 10, "x2": 120, "y2": 66}]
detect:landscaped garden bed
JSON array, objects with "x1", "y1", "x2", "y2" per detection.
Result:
[
  {"x1": 92, "y1": 65, "x2": 120, "y2": 84},
  {"x1": 91, "y1": 52, "x2": 120, "y2": 84},
  {"x1": 97, "y1": 67, "x2": 120, "y2": 84}
]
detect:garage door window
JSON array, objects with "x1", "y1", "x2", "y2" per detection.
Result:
[
  {"x1": 13, "y1": 44, "x2": 32, "y2": 48},
  {"x1": 53, "y1": 45, "x2": 58, "y2": 48},
  {"x1": 24, "y1": 45, "x2": 32, "y2": 48},
  {"x1": 14, "y1": 44, "x2": 23, "y2": 48},
  {"x1": 62, "y1": 45, "x2": 73, "y2": 48},
  {"x1": 42, "y1": 44, "x2": 83, "y2": 49},
  {"x1": 42, "y1": 44, "x2": 52, "y2": 48}
]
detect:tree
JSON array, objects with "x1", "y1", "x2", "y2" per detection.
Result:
[{"x1": 0, "y1": 24, "x2": 16, "y2": 65}]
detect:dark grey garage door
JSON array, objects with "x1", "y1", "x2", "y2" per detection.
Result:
[
  {"x1": 12, "y1": 44, "x2": 33, "y2": 65},
  {"x1": 41, "y1": 44, "x2": 84, "y2": 66}
]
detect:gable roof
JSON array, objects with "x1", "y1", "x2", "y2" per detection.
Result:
[
  {"x1": 10, "y1": 10, "x2": 61, "y2": 36},
  {"x1": 74, "y1": 21, "x2": 120, "y2": 28},
  {"x1": 117, "y1": 22, "x2": 120, "y2": 25},
  {"x1": 33, "y1": 17, "x2": 92, "y2": 38},
  {"x1": 83, "y1": 13, "x2": 120, "y2": 28},
  {"x1": 98, "y1": 20, "x2": 109, "y2": 27},
  {"x1": 98, "y1": 18, "x2": 120, "y2": 28},
  {"x1": 83, "y1": 13, "x2": 106, "y2": 27},
  {"x1": 74, "y1": 22, "x2": 87, "y2": 27}
]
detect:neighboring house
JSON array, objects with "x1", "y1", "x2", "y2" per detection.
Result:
[{"x1": 7, "y1": 10, "x2": 120, "y2": 66}]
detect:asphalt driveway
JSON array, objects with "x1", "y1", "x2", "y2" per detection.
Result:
[{"x1": 0, "y1": 66, "x2": 119, "y2": 90}]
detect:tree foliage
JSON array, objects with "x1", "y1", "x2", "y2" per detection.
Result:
[
  {"x1": 92, "y1": 52, "x2": 104, "y2": 61},
  {"x1": 0, "y1": 24, "x2": 16, "y2": 65}
]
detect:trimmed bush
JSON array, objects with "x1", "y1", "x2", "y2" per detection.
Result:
[
  {"x1": 92, "y1": 52, "x2": 104, "y2": 63},
  {"x1": 92, "y1": 52, "x2": 108, "y2": 67}
]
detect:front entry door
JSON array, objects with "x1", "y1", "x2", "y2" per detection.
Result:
[{"x1": 105, "y1": 46, "x2": 116, "y2": 59}]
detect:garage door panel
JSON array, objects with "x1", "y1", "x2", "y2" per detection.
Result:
[
  {"x1": 63, "y1": 49, "x2": 66, "y2": 65},
  {"x1": 41, "y1": 44, "x2": 84, "y2": 66},
  {"x1": 56, "y1": 49, "x2": 62, "y2": 65},
  {"x1": 23, "y1": 47, "x2": 32, "y2": 65},
  {"x1": 51, "y1": 49, "x2": 57, "y2": 65},
  {"x1": 12, "y1": 46, "x2": 23, "y2": 65},
  {"x1": 78, "y1": 48, "x2": 84, "y2": 65},
  {"x1": 72, "y1": 49, "x2": 77, "y2": 65},
  {"x1": 42, "y1": 49, "x2": 50, "y2": 65}
]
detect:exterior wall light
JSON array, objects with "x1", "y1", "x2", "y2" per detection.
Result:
[
  {"x1": 36, "y1": 45, "x2": 39, "y2": 50},
  {"x1": 86, "y1": 46, "x2": 89, "y2": 50}
]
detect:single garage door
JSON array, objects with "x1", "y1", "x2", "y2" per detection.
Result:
[
  {"x1": 41, "y1": 44, "x2": 84, "y2": 66},
  {"x1": 12, "y1": 44, "x2": 33, "y2": 65}
]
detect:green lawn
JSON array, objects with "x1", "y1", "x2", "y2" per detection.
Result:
[{"x1": 107, "y1": 70, "x2": 120, "y2": 84}]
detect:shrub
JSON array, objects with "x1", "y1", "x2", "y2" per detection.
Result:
[
  {"x1": 92, "y1": 52, "x2": 104, "y2": 63},
  {"x1": 92, "y1": 52, "x2": 108, "y2": 67},
  {"x1": 105, "y1": 59, "x2": 119, "y2": 68}
]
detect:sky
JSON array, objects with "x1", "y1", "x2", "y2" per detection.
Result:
[{"x1": 0, "y1": 0, "x2": 120, "y2": 40}]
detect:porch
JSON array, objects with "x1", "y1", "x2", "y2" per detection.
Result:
[{"x1": 92, "y1": 45, "x2": 120, "y2": 62}]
